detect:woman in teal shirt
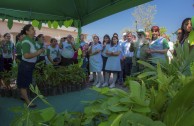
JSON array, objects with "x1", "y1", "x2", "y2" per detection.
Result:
[{"x1": 147, "y1": 26, "x2": 169, "y2": 64}]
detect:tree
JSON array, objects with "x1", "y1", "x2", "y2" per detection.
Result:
[
  {"x1": 132, "y1": 4, "x2": 157, "y2": 31},
  {"x1": 120, "y1": 27, "x2": 136, "y2": 35},
  {"x1": 160, "y1": 27, "x2": 167, "y2": 36}
]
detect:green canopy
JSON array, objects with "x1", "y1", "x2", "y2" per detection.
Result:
[{"x1": 0, "y1": 0, "x2": 151, "y2": 27}]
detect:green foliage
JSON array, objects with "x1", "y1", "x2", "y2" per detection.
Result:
[
  {"x1": 7, "y1": 17, "x2": 13, "y2": 29},
  {"x1": 160, "y1": 27, "x2": 167, "y2": 35},
  {"x1": 32, "y1": 20, "x2": 39, "y2": 27},
  {"x1": 52, "y1": 21, "x2": 59, "y2": 29},
  {"x1": 138, "y1": 42, "x2": 194, "y2": 82},
  {"x1": 0, "y1": 61, "x2": 18, "y2": 87},
  {"x1": 120, "y1": 111, "x2": 165, "y2": 126},
  {"x1": 82, "y1": 81, "x2": 151, "y2": 125},
  {"x1": 64, "y1": 19, "x2": 73, "y2": 28},
  {"x1": 48, "y1": 21, "x2": 52, "y2": 28},
  {"x1": 11, "y1": 85, "x2": 84, "y2": 126},
  {"x1": 164, "y1": 79, "x2": 194, "y2": 126},
  {"x1": 58, "y1": 21, "x2": 63, "y2": 28},
  {"x1": 33, "y1": 62, "x2": 86, "y2": 89},
  {"x1": 38, "y1": 21, "x2": 42, "y2": 30},
  {"x1": 190, "y1": 62, "x2": 194, "y2": 75}
]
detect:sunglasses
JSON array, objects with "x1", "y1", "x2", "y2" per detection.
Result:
[{"x1": 138, "y1": 34, "x2": 142, "y2": 36}]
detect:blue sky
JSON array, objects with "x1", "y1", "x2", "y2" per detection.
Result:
[{"x1": 82, "y1": 0, "x2": 194, "y2": 41}]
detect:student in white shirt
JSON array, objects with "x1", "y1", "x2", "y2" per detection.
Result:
[
  {"x1": 47, "y1": 38, "x2": 61, "y2": 65},
  {"x1": 102, "y1": 36, "x2": 122, "y2": 88},
  {"x1": 89, "y1": 35, "x2": 103, "y2": 86}
]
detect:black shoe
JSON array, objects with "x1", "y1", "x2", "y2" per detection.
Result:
[{"x1": 20, "y1": 97, "x2": 25, "y2": 101}]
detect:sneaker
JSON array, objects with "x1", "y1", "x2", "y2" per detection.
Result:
[
  {"x1": 96, "y1": 83, "x2": 101, "y2": 88},
  {"x1": 109, "y1": 83, "x2": 115, "y2": 88},
  {"x1": 102, "y1": 83, "x2": 108, "y2": 87}
]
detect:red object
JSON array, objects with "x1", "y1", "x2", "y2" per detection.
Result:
[{"x1": 73, "y1": 51, "x2": 78, "y2": 59}]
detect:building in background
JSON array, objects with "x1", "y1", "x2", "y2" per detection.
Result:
[{"x1": 0, "y1": 20, "x2": 87, "y2": 45}]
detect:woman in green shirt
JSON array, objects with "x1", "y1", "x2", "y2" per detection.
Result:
[
  {"x1": 2, "y1": 33, "x2": 15, "y2": 71},
  {"x1": 0, "y1": 39, "x2": 4, "y2": 75},
  {"x1": 17, "y1": 24, "x2": 45, "y2": 108},
  {"x1": 180, "y1": 18, "x2": 193, "y2": 50},
  {"x1": 15, "y1": 33, "x2": 24, "y2": 62},
  {"x1": 36, "y1": 34, "x2": 46, "y2": 63}
]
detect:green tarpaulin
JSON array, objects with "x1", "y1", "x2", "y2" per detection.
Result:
[{"x1": 0, "y1": 0, "x2": 151, "y2": 27}]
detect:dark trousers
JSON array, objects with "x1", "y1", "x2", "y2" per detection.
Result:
[
  {"x1": 0, "y1": 56, "x2": 3, "y2": 78},
  {"x1": 3, "y1": 58, "x2": 13, "y2": 72},
  {"x1": 16, "y1": 55, "x2": 22, "y2": 62},
  {"x1": 17, "y1": 60, "x2": 35, "y2": 88},
  {"x1": 117, "y1": 60, "x2": 124, "y2": 83},
  {"x1": 124, "y1": 57, "x2": 132, "y2": 79},
  {"x1": 61, "y1": 57, "x2": 74, "y2": 66}
]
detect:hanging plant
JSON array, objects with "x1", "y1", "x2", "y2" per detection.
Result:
[
  {"x1": 2, "y1": 15, "x2": 6, "y2": 22},
  {"x1": 38, "y1": 21, "x2": 42, "y2": 30},
  {"x1": 52, "y1": 21, "x2": 58, "y2": 29},
  {"x1": 64, "y1": 19, "x2": 73, "y2": 28},
  {"x1": 32, "y1": 20, "x2": 39, "y2": 27},
  {"x1": 58, "y1": 21, "x2": 63, "y2": 28},
  {"x1": 48, "y1": 21, "x2": 52, "y2": 28},
  {"x1": 7, "y1": 17, "x2": 13, "y2": 29}
]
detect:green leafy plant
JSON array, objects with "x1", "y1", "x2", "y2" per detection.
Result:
[
  {"x1": 164, "y1": 79, "x2": 194, "y2": 126},
  {"x1": 11, "y1": 84, "x2": 84, "y2": 126},
  {"x1": 81, "y1": 81, "x2": 163, "y2": 126}
]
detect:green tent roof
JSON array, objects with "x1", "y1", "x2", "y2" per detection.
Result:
[{"x1": 0, "y1": 0, "x2": 151, "y2": 26}]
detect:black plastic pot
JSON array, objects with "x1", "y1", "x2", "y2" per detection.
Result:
[
  {"x1": 76, "y1": 84, "x2": 81, "y2": 91},
  {"x1": 57, "y1": 85, "x2": 63, "y2": 95},
  {"x1": 62, "y1": 85, "x2": 67, "y2": 94},
  {"x1": 48, "y1": 87, "x2": 53, "y2": 96},
  {"x1": 0, "y1": 88, "x2": 6, "y2": 97},
  {"x1": 67, "y1": 85, "x2": 72, "y2": 92},
  {"x1": 51, "y1": 87, "x2": 58, "y2": 96},
  {"x1": 5, "y1": 89, "x2": 12, "y2": 97}
]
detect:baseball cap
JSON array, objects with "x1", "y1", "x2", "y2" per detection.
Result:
[{"x1": 137, "y1": 29, "x2": 146, "y2": 36}]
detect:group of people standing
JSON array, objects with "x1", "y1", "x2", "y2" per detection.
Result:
[{"x1": 0, "y1": 17, "x2": 192, "y2": 107}]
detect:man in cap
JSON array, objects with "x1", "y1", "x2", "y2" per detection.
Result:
[{"x1": 134, "y1": 29, "x2": 151, "y2": 72}]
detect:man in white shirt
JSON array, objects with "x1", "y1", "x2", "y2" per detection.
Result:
[
  {"x1": 59, "y1": 34, "x2": 76, "y2": 66},
  {"x1": 122, "y1": 32, "x2": 134, "y2": 79}
]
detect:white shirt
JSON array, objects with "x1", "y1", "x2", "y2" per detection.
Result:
[
  {"x1": 122, "y1": 41, "x2": 134, "y2": 57},
  {"x1": 59, "y1": 41, "x2": 74, "y2": 58}
]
